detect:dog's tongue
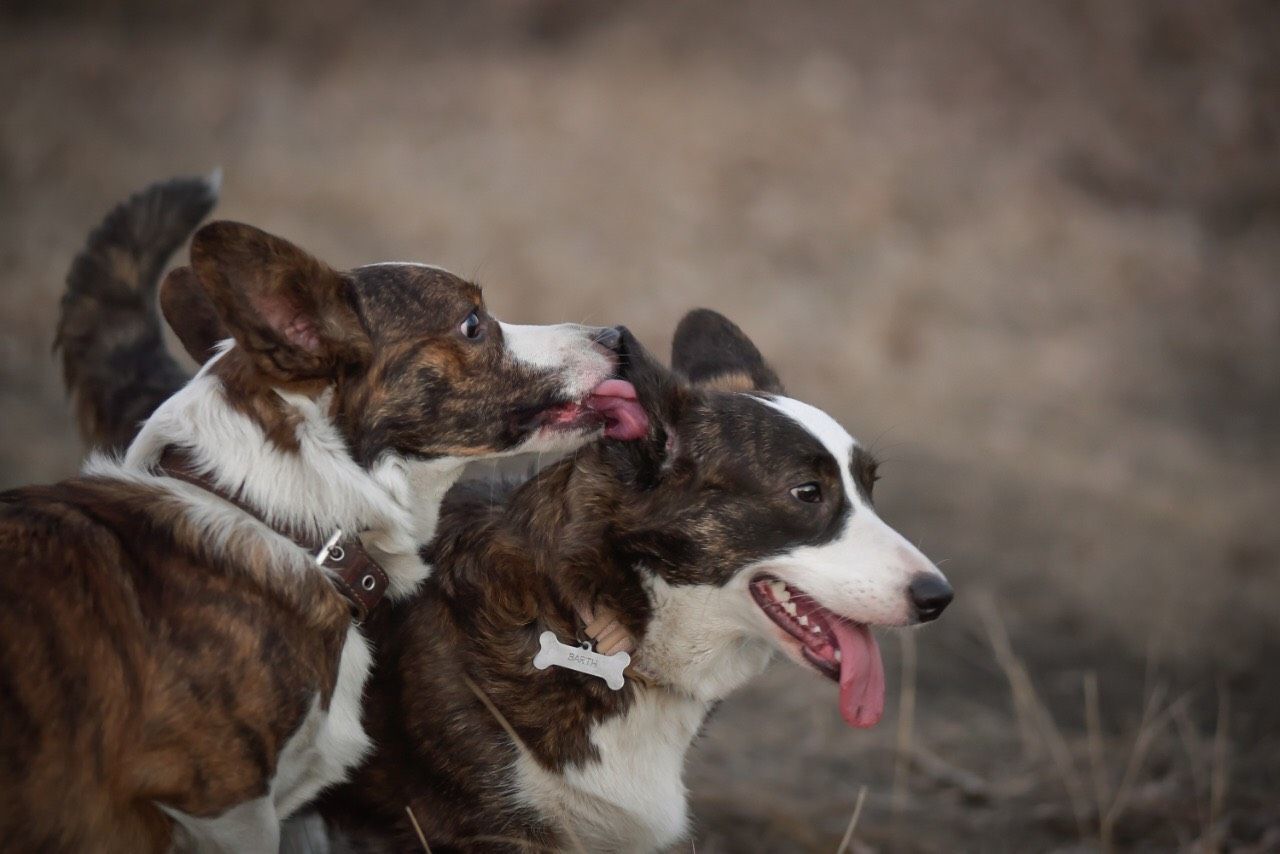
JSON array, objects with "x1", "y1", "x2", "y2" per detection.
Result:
[
  {"x1": 831, "y1": 620, "x2": 885, "y2": 728},
  {"x1": 586, "y1": 379, "x2": 649, "y2": 441}
]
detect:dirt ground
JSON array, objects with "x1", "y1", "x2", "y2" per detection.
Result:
[{"x1": 2, "y1": 1, "x2": 1278, "y2": 850}]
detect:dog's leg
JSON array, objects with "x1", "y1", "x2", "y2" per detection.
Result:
[
  {"x1": 280, "y1": 811, "x2": 331, "y2": 854},
  {"x1": 162, "y1": 796, "x2": 280, "y2": 854}
]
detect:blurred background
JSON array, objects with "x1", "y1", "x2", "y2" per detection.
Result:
[{"x1": 2, "y1": 1, "x2": 1277, "y2": 850}]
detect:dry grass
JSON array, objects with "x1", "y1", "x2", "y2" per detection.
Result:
[
  {"x1": 979, "y1": 596, "x2": 1091, "y2": 837},
  {"x1": 835, "y1": 786, "x2": 868, "y2": 854},
  {"x1": 1084, "y1": 670, "x2": 1112, "y2": 848},
  {"x1": 405, "y1": 805, "x2": 432, "y2": 853},
  {"x1": 972, "y1": 593, "x2": 1256, "y2": 853},
  {"x1": 1210, "y1": 687, "x2": 1232, "y2": 844}
]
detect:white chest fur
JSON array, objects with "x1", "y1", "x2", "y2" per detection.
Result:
[
  {"x1": 273, "y1": 625, "x2": 374, "y2": 818},
  {"x1": 515, "y1": 689, "x2": 710, "y2": 853},
  {"x1": 162, "y1": 627, "x2": 373, "y2": 853}
]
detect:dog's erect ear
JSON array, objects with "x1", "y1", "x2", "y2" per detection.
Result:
[
  {"x1": 671, "y1": 308, "x2": 783, "y2": 394},
  {"x1": 160, "y1": 267, "x2": 230, "y2": 365},
  {"x1": 190, "y1": 221, "x2": 371, "y2": 382}
]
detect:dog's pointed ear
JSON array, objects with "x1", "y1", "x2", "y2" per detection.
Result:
[
  {"x1": 190, "y1": 221, "x2": 371, "y2": 382},
  {"x1": 160, "y1": 267, "x2": 230, "y2": 365},
  {"x1": 671, "y1": 308, "x2": 783, "y2": 394}
]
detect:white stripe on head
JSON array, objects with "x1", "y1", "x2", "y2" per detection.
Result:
[
  {"x1": 498, "y1": 322, "x2": 584, "y2": 371},
  {"x1": 760, "y1": 395, "x2": 865, "y2": 509},
  {"x1": 497, "y1": 322, "x2": 615, "y2": 404},
  {"x1": 751, "y1": 394, "x2": 945, "y2": 626}
]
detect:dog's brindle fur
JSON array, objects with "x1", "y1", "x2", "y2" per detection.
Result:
[
  {"x1": 3, "y1": 179, "x2": 621, "y2": 853},
  {"x1": 312, "y1": 316, "x2": 944, "y2": 853},
  {"x1": 1, "y1": 476, "x2": 351, "y2": 852}
]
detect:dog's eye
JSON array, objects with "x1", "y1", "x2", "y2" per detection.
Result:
[
  {"x1": 789, "y1": 482, "x2": 822, "y2": 504},
  {"x1": 459, "y1": 310, "x2": 483, "y2": 340}
]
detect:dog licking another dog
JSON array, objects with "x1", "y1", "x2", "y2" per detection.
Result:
[{"x1": 0, "y1": 176, "x2": 951, "y2": 852}]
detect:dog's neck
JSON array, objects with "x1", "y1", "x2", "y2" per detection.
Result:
[
  {"x1": 637, "y1": 575, "x2": 775, "y2": 702},
  {"x1": 496, "y1": 454, "x2": 776, "y2": 705},
  {"x1": 124, "y1": 347, "x2": 457, "y2": 597},
  {"x1": 484, "y1": 468, "x2": 775, "y2": 852}
]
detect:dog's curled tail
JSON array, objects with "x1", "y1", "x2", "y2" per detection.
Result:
[{"x1": 55, "y1": 173, "x2": 219, "y2": 451}]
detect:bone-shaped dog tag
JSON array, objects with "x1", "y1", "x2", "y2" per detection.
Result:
[{"x1": 533, "y1": 631, "x2": 630, "y2": 690}]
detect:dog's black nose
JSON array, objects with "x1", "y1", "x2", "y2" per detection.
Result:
[
  {"x1": 908, "y1": 575, "x2": 953, "y2": 623},
  {"x1": 593, "y1": 325, "x2": 625, "y2": 353}
]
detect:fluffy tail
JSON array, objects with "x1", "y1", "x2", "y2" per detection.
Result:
[{"x1": 55, "y1": 173, "x2": 219, "y2": 451}]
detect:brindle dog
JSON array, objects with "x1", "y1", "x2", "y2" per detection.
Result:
[
  {"x1": 109, "y1": 276, "x2": 952, "y2": 851},
  {"x1": 51, "y1": 180, "x2": 951, "y2": 852},
  {"x1": 2, "y1": 176, "x2": 635, "y2": 853},
  {"x1": 309, "y1": 318, "x2": 951, "y2": 852}
]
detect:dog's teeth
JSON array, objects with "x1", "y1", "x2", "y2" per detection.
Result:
[
  {"x1": 783, "y1": 602, "x2": 798, "y2": 617},
  {"x1": 811, "y1": 625, "x2": 822, "y2": 635},
  {"x1": 797, "y1": 615, "x2": 810, "y2": 627},
  {"x1": 769, "y1": 581, "x2": 789, "y2": 601},
  {"x1": 834, "y1": 650, "x2": 843, "y2": 663}
]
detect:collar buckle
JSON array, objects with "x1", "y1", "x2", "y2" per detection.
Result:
[
  {"x1": 315, "y1": 529, "x2": 345, "y2": 567},
  {"x1": 156, "y1": 446, "x2": 390, "y2": 622}
]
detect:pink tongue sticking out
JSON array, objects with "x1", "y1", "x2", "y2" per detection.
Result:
[
  {"x1": 585, "y1": 379, "x2": 649, "y2": 441},
  {"x1": 830, "y1": 620, "x2": 886, "y2": 728}
]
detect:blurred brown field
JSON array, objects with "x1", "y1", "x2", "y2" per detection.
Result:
[{"x1": 1, "y1": 1, "x2": 1278, "y2": 850}]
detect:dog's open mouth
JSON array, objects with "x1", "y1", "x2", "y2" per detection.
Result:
[
  {"x1": 749, "y1": 575, "x2": 886, "y2": 729},
  {"x1": 535, "y1": 379, "x2": 649, "y2": 441}
]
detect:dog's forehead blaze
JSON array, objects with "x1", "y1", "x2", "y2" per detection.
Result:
[
  {"x1": 669, "y1": 394, "x2": 833, "y2": 497},
  {"x1": 716, "y1": 394, "x2": 845, "y2": 474},
  {"x1": 759, "y1": 395, "x2": 856, "y2": 462},
  {"x1": 622, "y1": 392, "x2": 862, "y2": 588},
  {"x1": 757, "y1": 395, "x2": 872, "y2": 492}
]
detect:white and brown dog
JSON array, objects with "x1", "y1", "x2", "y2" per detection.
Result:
[
  {"x1": 303, "y1": 315, "x2": 953, "y2": 852},
  {"x1": 87, "y1": 229, "x2": 953, "y2": 852},
  {"x1": 0, "y1": 176, "x2": 646, "y2": 852}
]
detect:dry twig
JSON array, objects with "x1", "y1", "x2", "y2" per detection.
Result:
[
  {"x1": 405, "y1": 805, "x2": 432, "y2": 853},
  {"x1": 461, "y1": 672, "x2": 588, "y2": 854},
  {"x1": 1209, "y1": 683, "x2": 1231, "y2": 839},
  {"x1": 1106, "y1": 690, "x2": 1190, "y2": 836},
  {"x1": 835, "y1": 786, "x2": 868, "y2": 854},
  {"x1": 1083, "y1": 671, "x2": 1112, "y2": 851},
  {"x1": 978, "y1": 596, "x2": 1090, "y2": 839},
  {"x1": 905, "y1": 743, "x2": 993, "y2": 803}
]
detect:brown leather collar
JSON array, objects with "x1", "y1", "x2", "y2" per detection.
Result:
[{"x1": 156, "y1": 446, "x2": 390, "y2": 622}]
